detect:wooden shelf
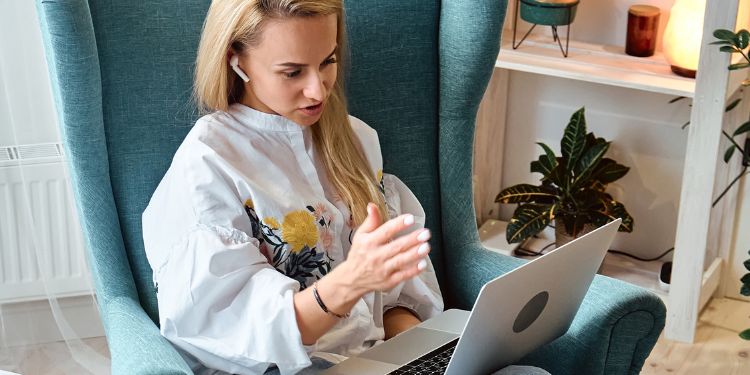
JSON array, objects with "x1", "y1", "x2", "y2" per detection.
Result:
[{"x1": 496, "y1": 32, "x2": 696, "y2": 98}]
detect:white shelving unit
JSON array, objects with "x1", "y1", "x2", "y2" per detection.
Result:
[
  {"x1": 496, "y1": 33, "x2": 696, "y2": 98},
  {"x1": 474, "y1": 1, "x2": 746, "y2": 343}
]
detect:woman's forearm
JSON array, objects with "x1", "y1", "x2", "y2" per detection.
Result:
[
  {"x1": 293, "y1": 263, "x2": 363, "y2": 345},
  {"x1": 383, "y1": 307, "x2": 421, "y2": 340}
]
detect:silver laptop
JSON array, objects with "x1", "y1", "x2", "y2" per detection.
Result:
[{"x1": 323, "y1": 219, "x2": 621, "y2": 375}]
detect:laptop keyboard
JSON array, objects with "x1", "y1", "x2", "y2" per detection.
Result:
[{"x1": 387, "y1": 338, "x2": 459, "y2": 374}]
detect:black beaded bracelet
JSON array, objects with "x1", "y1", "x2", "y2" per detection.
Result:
[{"x1": 312, "y1": 282, "x2": 350, "y2": 319}]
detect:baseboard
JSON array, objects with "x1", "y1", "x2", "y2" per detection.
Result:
[{"x1": 0, "y1": 294, "x2": 105, "y2": 347}]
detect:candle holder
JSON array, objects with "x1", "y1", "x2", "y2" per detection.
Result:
[
  {"x1": 625, "y1": 5, "x2": 661, "y2": 57},
  {"x1": 512, "y1": 0, "x2": 580, "y2": 57}
]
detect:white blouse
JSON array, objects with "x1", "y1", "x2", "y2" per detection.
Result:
[{"x1": 142, "y1": 103, "x2": 443, "y2": 375}]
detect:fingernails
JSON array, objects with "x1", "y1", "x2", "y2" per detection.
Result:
[
  {"x1": 417, "y1": 259, "x2": 427, "y2": 271},
  {"x1": 404, "y1": 214, "x2": 415, "y2": 226},
  {"x1": 417, "y1": 243, "x2": 430, "y2": 255},
  {"x1": 417, "y1": 229, "x2": 431, "y2": 242}
]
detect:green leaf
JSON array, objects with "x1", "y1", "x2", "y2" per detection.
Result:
[
  {"x1": 589, "y1": 210, "x2": 614, "y2": 228},
  {"x1": 742, "y1": 283, "x2": 750, "y2": 296},
  {"x1": 561, "y1": 108, "x2": 587, "y2": 172},
  {"x1": 710, "y1": 40, "x2": 734, "y2": 46},
  {"x1": 724, "y1": 145, "x2": 737, "y2": 163},
  {"x1": 574, "y1": 141, "x2": 610, "y2": 184},
  {"x1": 729, "y1": 62, "x2": 750, "y2": 70},
  {"x1": 506, "y1": 203, "x2": 554, "y2": 243},
  {"x1": 745, "y1": 258, "x2": 750, "y2": 271},
  {"x1": 733, "y1": 121, "x2": 750, "y2": 136},
  {"x1": 740, "y1": 329, "x2": 750, "y2": 340},
  {"x1": 738, "y1": 29, "x2": 750, "y2": 49},
  {"x1": 720, "y1": 45, "x2": 739, "y2": 53},
  {"x1": 726, "y1": 98, "x2": 742, "y2": 112},
  {"x1": 531, "y1": 142, "x2": 558, "y2": 177},
  {"x1": 741, "y1": 273, "x2": 750, "y2": 285},
  {"x1": 530, "y1": 160, "x2": 546, "y2": 175},
  {"x1": 607, "y1": 201, "x2": 634, "y2": 232},
  {"x1": 495, "y1": 184, "x2": 558, "y2": 204},
  {"x1": 713, "y1": 29, "x2": 737, "y2": 41},
  {"x1": 591, "y1": 158, "x2": 630, "y2": 184},
  {"x1": 545, "y1": 163, "x2": 569, "y2": 188}
]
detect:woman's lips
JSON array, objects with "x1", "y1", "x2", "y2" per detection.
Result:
[{"x1": 299, "y1": 103, "x2": 323, "y2": 116}]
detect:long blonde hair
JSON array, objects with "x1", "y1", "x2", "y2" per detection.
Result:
[{"x1": 194, "y1": 0, "x2": 387, "y2": 227}]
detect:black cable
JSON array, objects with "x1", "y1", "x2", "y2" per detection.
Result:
[
  {"x1": 515, "y1": 239, "x2": 674, "y2": 262},
  {"x1": 514, "y1": 241, "x2": 556, "y2": 257},
  {"x1": 607, "y1": 247, "x2": 674, "y2": 262}
]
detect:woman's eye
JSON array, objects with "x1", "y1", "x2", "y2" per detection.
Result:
[
  {"x1": 285, "y1": 70, "x2": 301, "y2": 78},
  {"x1": 323, "y1": 57, "x2": 337, "y2": 66}
]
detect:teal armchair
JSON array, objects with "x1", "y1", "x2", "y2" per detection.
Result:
[{"x1": 36, "y1": 1, "x2": 665, "y2": 374}]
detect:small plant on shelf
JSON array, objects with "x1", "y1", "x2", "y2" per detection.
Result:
[{"x1": 495, "y1": 107, "x2": 634, "y2": 245}]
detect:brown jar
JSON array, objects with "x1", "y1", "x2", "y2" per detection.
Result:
[{"x1": 626, "y1": 5, "x2": 661, "y2": 57}]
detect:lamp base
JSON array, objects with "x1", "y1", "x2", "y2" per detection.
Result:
[{"x1": 670, "y1": 65, "x2": 696, "y2": 78}]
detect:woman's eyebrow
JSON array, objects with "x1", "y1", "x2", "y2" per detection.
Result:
[{"x1": 276, "y1": 46, "x2": 337, "y2": 68}]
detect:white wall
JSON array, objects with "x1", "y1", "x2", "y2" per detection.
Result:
[{"x1": 0, "y1": 0, "x2": 60, "y2": 147}]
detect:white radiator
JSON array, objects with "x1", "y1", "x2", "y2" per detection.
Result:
[{"x1": 0, "y1": 143, "x2": 92, "y2": 303}]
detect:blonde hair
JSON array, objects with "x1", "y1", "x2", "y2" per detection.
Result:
[{"x1": 194, "y1": 0, "x2": 388, "y2": 227}]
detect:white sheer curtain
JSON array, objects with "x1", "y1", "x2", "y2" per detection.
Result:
[{"x1": 0, "y1": 1, "x2": 109, "y2": 374}]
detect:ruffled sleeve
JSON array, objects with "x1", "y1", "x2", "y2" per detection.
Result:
[
  {"x1": 380, "y1": 173, "x2": 444, "y2": 321},
  {"x1": 142, "y1": 123, "x2": 312, "y2": 375}
]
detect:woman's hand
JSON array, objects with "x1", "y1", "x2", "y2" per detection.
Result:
[
  {"x1": 295, "y1": 202, "x2": 431, "y2": 344},
  {"x1": 335, "y1": 202, "x2": 431, "y2": 297}
]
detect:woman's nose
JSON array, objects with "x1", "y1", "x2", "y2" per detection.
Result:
[{"x1": 303, "y1": 73, "x2": 326, "y2": 101}]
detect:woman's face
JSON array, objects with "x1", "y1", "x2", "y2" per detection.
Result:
[{"x1": 237, "y1": 14, "x2": 338, "y2": 127}]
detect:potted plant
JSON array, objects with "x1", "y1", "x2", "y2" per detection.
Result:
[{"x1": 495, "y1": 107, "x2": 634, "y2": 246}]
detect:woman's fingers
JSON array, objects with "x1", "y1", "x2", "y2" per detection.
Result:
[
  {"x1": 355, "y1": 203, "x2": 383, "y2": 235},
  {"x1": 387, "y1": 259, "x2": 426, "y2": 287},
  {"x1": 368, "y1": 213, "x2": 419, "y2": 245},
  {"x1": 383, "y1": 241, "x2": 430, "y2": 276},
  {"x1": 381, "y1": 227, "x2": 430, "y2": 260}
]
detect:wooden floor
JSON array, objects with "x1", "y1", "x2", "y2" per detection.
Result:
[
  {"x1": 2, "y1": 298, "x2": 749, "y2": 374},
  {"x1": 642, "y1": 298, "x2": 750, "y2": 374}
]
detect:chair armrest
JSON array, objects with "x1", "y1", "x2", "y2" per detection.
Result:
[
  {"x1": 444, "y1": 243, "x2": 665, "y2": 375},
  {"x1": 103, "y1": 296, "x2": 193, "y2": 375}
]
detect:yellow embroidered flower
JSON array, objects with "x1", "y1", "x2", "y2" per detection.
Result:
[
  {"x1": 377, "y1": 169, "x2": 383, "y2": 182},
  {"x1": 263, "y1": 216, "x2": 281, "y2": 230},
  {"x1": 244, "y1": 198, "x2": 254, "y2": 209},
  {"x1": 282, "y1": 210, "x2": 319, "y2": 253}
]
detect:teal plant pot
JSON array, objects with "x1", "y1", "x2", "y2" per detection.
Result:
[{"x1": 520, "y1": 0, "x2": 579, "y2": 26}]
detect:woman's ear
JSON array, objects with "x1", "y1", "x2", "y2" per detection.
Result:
[{"x1": 229, "y1": 54, "x2": 250, "y2": 83}]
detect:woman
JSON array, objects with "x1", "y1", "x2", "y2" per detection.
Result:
[
  {"x1": 142, "y1": 1, "x2": 546, "y2": 374},
  {"x1": 143, "y1": 0, "x2": 439, "y2": 374}
]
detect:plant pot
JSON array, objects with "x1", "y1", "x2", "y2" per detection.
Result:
[
  {"x1": 555, "y1": 222, "x2": 596, "y2": 248},
  {"x1": 520, "y1": 0, "x2": 579, "y2": 26}
]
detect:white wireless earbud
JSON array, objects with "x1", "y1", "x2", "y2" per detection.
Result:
[{"x1": 230, "y1": 55, "x2": 250, "y2": 83}]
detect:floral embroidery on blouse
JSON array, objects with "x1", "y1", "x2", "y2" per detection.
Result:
[{"x1": 244, "y1": 198, "x2": 333, "y2": 290}]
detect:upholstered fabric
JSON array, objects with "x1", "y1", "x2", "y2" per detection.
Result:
[{"x1": 37, "y1": 0, "x2": 666, "y2": 374}]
